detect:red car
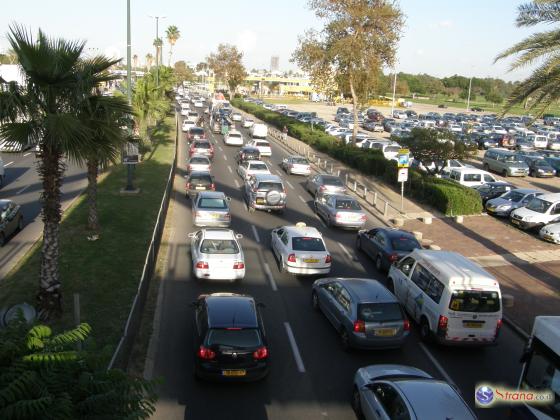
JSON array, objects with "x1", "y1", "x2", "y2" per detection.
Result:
[{"x1": 187, "y1": 127, "x2": 206, "y2": 142}]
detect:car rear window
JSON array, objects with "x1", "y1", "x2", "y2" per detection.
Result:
[
  {"x1": 256, "y1": 141, "x2": 270, "y2": 147},
  {"x1": 229, "y1": 133, "x2": 242, "y2": 138},
  {"x1": 206, "y1": 329, "x2": 261, "y2": 349},
  {"x1": 194, "y1": 142, "x2": 211, "y2": 149},
  {"x1": 449, "y1": 290, "x2": 501, "y2": 313},
  {"x1": 198, "y1": 198, "x2": 227, "y2": 209},
  {"x1": 189, "y1": 175, "x2": 212, "y2": 184},
  {"x1": 292, "y1": 157, "x2": 309, "y2": 165},
  {"x1": 335, "y1": 199, "x2": 361, "y2": 210},
  {"x1": 385, "y1": 146, "x2": 400, "y2": 153},
  {"x1": 358, "y1": 303, "x2": 403, "y2": 322},
  {"x1": 200, "y1": 239, "x2": 239, "y2": 254},
  {"x1": 250, "y1": 162, "x2": 268, "y2": 171},
  {"x1": 292, "y1": 237, "x2": 326, "y2": 252},
  {"x1": 323, "y1": 177, "x2": 344, "y2": 186},
  {"x1": 190, "y1": 128, "x2": 204, "y2": 135},
  {"x1": 190, "y1": 157, "x2": 209, "y2": 164},
  {"x1": 257, "y1": 182, "x2": 283, "y2": 191},
  {"x1": 391, "y1": 236, "x2": 420, "y2": 252}
]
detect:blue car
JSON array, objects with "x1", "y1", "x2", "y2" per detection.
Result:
[{"x1": 356, "y1": 228, "x2": 421, "y2": 272}]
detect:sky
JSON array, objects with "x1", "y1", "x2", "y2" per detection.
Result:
[{"x1": 0, "y1": 0, "x2": 543, "y2": 82}]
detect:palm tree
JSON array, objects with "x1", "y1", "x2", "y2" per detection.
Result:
[
  {"x1": 145, "y1": 53, "x2": 154, "y2": 70},
  {"x1": 132, "y1": 53, "x2": 138, "y2": 69},
  {"x1": 0, "y1": 26, "x2": 119, "y2": 319},
  {"x1": 165, "y1": 25, "x2": 181, "y2": 67},
  {"x1": 153, "y1": 38, "x2": 163, "y2": 68},
  {"x1": 495, "y1": 0, "x2": 560, "y2": 116}
]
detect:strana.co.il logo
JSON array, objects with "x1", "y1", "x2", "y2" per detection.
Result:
[
  {"x1": 475, "y1": 385, "x2": 494, "y2": 406},
  {"x1": 475, "y1": 382, "x2": 555, "y2": 408}
]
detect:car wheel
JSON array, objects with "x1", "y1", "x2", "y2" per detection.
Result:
[
  {"x1": 280, "y1": 258, "x2": 287, "y2": 274},
  {"x1": 502, "y1": 169, "x2": 508, "y2": 177},
  {"x1": 420, "y1": 318, "x2": 432, "y2": 343},
  {"x1": 375, "y1": 255, "x2": 383, "y2": 272},
  {"x1": 340, "y1": 328, "x2": 351, "y2": 351},
  {"x1": 483, "y1": 163, "x2": 489, "y2": 171},
  {"x1": 311, "y1": 291, "x2": 320, "y2": 311},
  {"x1": 386, "y1": 278, "x2": 395, "y2": 293},
  {"x1": 17, "y1": 217, "x2": 23, "y2": 232},
  {"x1": 0, "y1": 233, "x2": 5, "y2": 247},
  {"x1": 356, "y1": 236, "x2": 362, "y2": 251},
  {"x1": 352, "y1": 386, "x2": 364, "y2": 420},
  {"x1": 248, "y1": 203, "x2": 255, "y2": 213},
  {"x1": 326, "y1": 216, "x2": 332, "y2": 227}
]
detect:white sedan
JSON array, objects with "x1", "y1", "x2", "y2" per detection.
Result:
[
  {"x1": 194, "y1": 101, "x2": 204, "y2": 108},
  {"x1": 232, "y1": 113, "x2": 242, "y2": 122},
  {"x1": 224, "y1": 130, "x2": 244, "y2": 146},
  {"x1": 188, "y1": 228, "x2": 245, "y2": 281},
  {"x1": 242, "y1": 118, "x2": 255, "y2": 128},
  {"x1": 540, "y1": 223, "x2": 560, "y2": 244},
  {"x1": 237, "y1": 160, "x2": 270, "y2": 180},
  {"x1": 182, "y1": 119, "x2": 196, "y2": 132},
  {"x1": 271, "y1": 223, "x2": 331, "y2": 275},
  {"x1": 247, "y1": 139, "x2": 272, "y2": 157}
]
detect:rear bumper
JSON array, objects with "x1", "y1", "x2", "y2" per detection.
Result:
[
  {"x1": 193, "y1": 268, "x2": 245, "y2": 281},
  {"x1": 285, "y1": 264, "x2": 330, "y2": 275},
  {"x1": 193, "y1": 218, "x2": 231, "y2": 228},
  {"x1": 435, "y1": 335, "x2": 499, "y2": 346},
  {"x1": 332, "y1": 220, "x2": 366, "y2": 229},
  {"x1": 350, "y1": 331, "x2": 409, "y2": 349},
  {"x1": 195, "y1": 362, "x2": 268, "y2": 382}
]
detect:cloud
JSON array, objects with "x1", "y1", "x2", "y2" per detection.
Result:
[
  {"x1": 416, "y1": 49, "x2": 424, "y2": 56},
  {"x1": 236, "y1": 30, "x2": 257, "y2": 53},
  {"x1": 438, "y1": 20, "x2": 453, "y2": 28}
]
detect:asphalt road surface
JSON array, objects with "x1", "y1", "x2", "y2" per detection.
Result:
[
  {"x1": 151, "y1": 106, "x2": 526, "y2": 420},
  {"x1": 0, "y1": 150, "x2": 87, "y2": 280}
]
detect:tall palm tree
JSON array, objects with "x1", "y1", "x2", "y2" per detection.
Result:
[
  {"x1": 145, "y1": 53, "x2": 154, "y2": 70},
  {"x1": 165, "y1": 25, "x2": 181, "y2": 67},
  {"x1": 495, "y1": 0, "x2": 560, "y2": 116},
  {"x1": 153, "y1": 38, "x2": 163, "y2": 68},
  {"x1": 0, "y1": 26, "x2": 118, "y2": 319}
]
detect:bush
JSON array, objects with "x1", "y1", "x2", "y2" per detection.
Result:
[{"x1": 231, "y1": 99, "x2": 482, "y2": 215}]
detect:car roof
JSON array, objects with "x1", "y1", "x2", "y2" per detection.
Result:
[
  {"x1": 201, "y1": 228, "x2": 236, "y2": 240},
  {"x1": 336, "y1": 278, "x2": 396, "y2": 303},
  {"x1": 283, "y1": 224, "x2": 322, "y2": 237},
  {"x1": 196, "y1": 191, "x2": 226, "y2": 199},
  {"x1": 253, "y1": 173, "x2": 282, "y2": 182},
  {"x1": 538, "y1": 193, "x2": 560, "y2": 202},
  {"x1": 188, "y1": 170, "x2": 212, "y2": 177},
  {"x1": 379, "y1": 228, "x2": 417, "y2": 240},
  {"x1": 205, "y1": 294, "x2": 258, "y2": 329}
]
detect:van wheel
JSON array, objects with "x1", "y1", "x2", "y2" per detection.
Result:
[
  {"x1": 352, "y1": 386, "x2": 364, "y2": 419},
  {"x1": 340, "y1": 329, "x2": 351, "y2": 351},
  {"x1": 17, "y1": 218, "x2": 23, "y2": 232},
  {"x1": 420, "y1": 318, "x2": 432, "y2": 343},
  {"x1": 356, "y1": 236, "x2": 362, "y2": 251}
]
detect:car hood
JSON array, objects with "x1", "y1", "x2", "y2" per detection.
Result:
[
  {"x1": 511, "y1": 207, "x2": 540, "y2": 218},
  {"x1": 541, "y1": 223, "x2": 560, "y2": 234},
  {"x1": 486, "y1": 197, "x2": 515, "y2": 208}
]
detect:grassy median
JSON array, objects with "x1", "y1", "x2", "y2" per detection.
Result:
[{"x1": 0, "y1": 116, "x2": 176, "y2": 361}]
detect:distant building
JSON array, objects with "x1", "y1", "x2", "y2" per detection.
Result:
[{"x1": 270, "y1": 56, "x2": 279, "y2": 72}]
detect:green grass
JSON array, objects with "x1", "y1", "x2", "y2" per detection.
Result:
[{"x1": 0, "y1": 116, "x2": 176, "y2": 361}]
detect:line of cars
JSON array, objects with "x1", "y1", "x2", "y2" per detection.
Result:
[{"x1": 177, "y1": 91, "x2": 492, "y2": 417}]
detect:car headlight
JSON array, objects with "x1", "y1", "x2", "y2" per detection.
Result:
[
  {"x1": 497, "y1": 204, "x2": 510, "y2": 210},
  {"x1": 523, "y1": 216, "x2": 533, "y2": 222},
  {"x1": 538, "y1": 169, "x2": 544, "y2": 173}
]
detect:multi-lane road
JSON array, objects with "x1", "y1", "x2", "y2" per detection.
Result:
[
  {"x1": 0, "y1": 151, "x2": 86, "y2": 280},
  {"x1": 151, "y1": 106, "x2": 527, "y2": 420}
]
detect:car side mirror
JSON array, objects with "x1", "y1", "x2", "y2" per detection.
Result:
[
  {"x1": 235, "y1": 233, "x2": 243, "y2": 239},
  {"x1": 187, "y1": 232, "x2": 196, "y2": 239}
]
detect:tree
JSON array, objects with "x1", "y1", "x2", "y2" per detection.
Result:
[
  {"x1": 207, "y1": 44, "x2": 248, "y2": 95},
  {"x1": 0, "y1": 26, "x2": 121, "y2": 318},
  {"x1": 398, "y1": 128, "x2": 477, "y2": 175},
  {"x1": 153, "y1": 38, "x2": 163, "y2": 67},
  {"x1": 293, "y1": 0, "x2": 404, "y2": 143},
  {"x1": 486, "y1": 90, "x2": 504, "y2": 104},
  {"x1": 0, "y1": 318, "x2": 157, "y2": 419},
  {"x1": 495, "y1": 0, "x2": 560, "y2": 117},
  {"x1": 165, "y1": 25, "x2": 181, "y2": 66},
  {"x1": 174, "y1": 60, "x2": 195, "y2": 84},
  {"x1": 145, "y1": 53, "x2": 154, "y2": 70}
]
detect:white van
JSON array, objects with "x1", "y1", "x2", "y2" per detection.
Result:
[
  {"x1": 250, "y1": 123, "x2": 268, "y2": 139},
  {"x1": 510, "y1": 193, "x2": 560, "y2": 231},
  {"x1": 447, "y1": 167, "x2": 497, "y2": 187},
  {"x1": 531, "y1": 133, "x2": 551, "y2": 149},
  {"x1": 388, "y1": 250, "x2": 502, "y2": 345}
]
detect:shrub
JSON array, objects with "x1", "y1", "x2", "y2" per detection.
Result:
[{"x1": 231, "y1": 99, "x2": 482, "y2": 215}]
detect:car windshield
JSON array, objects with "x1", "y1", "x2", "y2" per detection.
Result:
[
  {"x1": 526, "y1": 198, "x2": 553, "y2": 213},
  {"x1": 449, "y1": 290, "x2": 501, "y2": 313},
  {"x1": 229, "y1": 133, "x2": 241, "y2": 138},
  {"x1": 322, "y1": 177, "x2": 344, "y2": 186},
  {"x1": 335, "y1": 199, "x2": 361, "y2": 210},
  {"x1": 464, "y1": 173, "x2": 482, "y2": 182},
  {"x1": 292, "y1": 237, "x2": 326, "y2": 252},
  {"x1": 291, "y1": 157, "x2": 309, "y2": 165},
  {"x1": 257, "y1": 182, "x2": 283, "y2": 191},
  {"x1": 206, "y1": 329, "x2": 261, "y2": 349},
  {"x1": 358, "y1": 303, "x2": 403, "y2": 323},
  {"x1": 190, "y1": 157, "x2": 209, "y2": 164},
  {"x1": 200, "y1": 239, "x2": 239, "y2": 254},
  {"x1": 198, "y1": 198, "x2": 227, "y2": 209},
  {"x1": 502, "y1": 191, "x2": 526, "y2": 202},
  {"x1": 250, "y1": 163, "x2": 268, "y2": 171},
  {"x1": 391, "y1": 236, "x2": 420, "y2": 252},
  {"x1": 535, "y1": 160, "x2": 550, "y2": 167}
]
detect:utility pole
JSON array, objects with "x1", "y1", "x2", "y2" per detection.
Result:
[
  {"x1": 125, "y1": 0, "x2": 135, "y2": 191},
  {"x1": 390, "y1": 70, "x2": 397, "y2": 117},
  {"x1": 466, "y1": 76, "x2": 473, "y2": 112},
  {"x1": 149, "y1": 15, "x2": 166, "y2": 88}
]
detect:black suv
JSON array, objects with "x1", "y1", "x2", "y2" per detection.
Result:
[
  {"x1": 236, "y1": 146, "x2": 261, "y2": 164},
  {"x1": 193, "y1": 293, "x2": 269, "y2": 381},
  {"x1": 185, "y1": 171, "x2": 215, "y2": 198}
]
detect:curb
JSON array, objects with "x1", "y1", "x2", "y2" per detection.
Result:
[{"x1": 503, "y1": 315, "x2": 529, "y2": 341}]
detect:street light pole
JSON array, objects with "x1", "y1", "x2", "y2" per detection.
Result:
[
  {"x1": 149, "y1": 15, "x2": 166, "y2": 87},
  {"x1": 390, "y1": 70, "x2": 397, "y2": 117},
  {"x1": 466, "y1": 76, "x2": 473, "y2": 112},
  {"x1": 125, "y1": 0, "x2": 135, "y2": 191}
]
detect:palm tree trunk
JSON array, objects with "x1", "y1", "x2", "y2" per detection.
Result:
[
  {"x1": 36, "y1": 149, "x2": 65, "y2": 320},
  {"x1": 349, "y1": 77, "x2": 358, "y2": 145},
  {"x1": 168, "y1": 45, "x2": 173, "y2": 67},
  {"x1": 87, "y1": 159, "x2": 100, "y2": 232}
]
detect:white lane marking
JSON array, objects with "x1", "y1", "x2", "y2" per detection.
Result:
[
  {"x1": 284, "y1": 322, "x2": 306, "y2": 373},
  {"x1": 298, "y1": 195, "x2": 306, "y2": 203},
  {"x1": 419, "y1": 342, "x2": 457, "y2": 388},
  {"x1": 234, "y1": 179, "x2": 240, "y2": 188},
  {"x1": 228, "y1": 165, "x2": 233, "y2": 174},
  {"x1": 4, "y1": 161, "x2": 14, "y2": 167},
  {"x1": 223, "y1": 155, "x2": 228, "y2": 161},
  {"x1": 251, "y1": 225, "x2": 260, "y2": 243},
  {"x1": 23, "y1": 152, "x2": 31, "y2": 157},
  {"x1": 285, "y1": 180, "x2": 294, "y2": 189},
  {"x1": 338, "y1": 243, "x2": 353, "y2": 260},
  {"x1": 16, "y1": 184, "x2": 30, "y2": 195},
  {"x1": 263, "y1": 262, "x2": 278, "y2": 292},
  {"x1": 218, "y1": 145, "x2": 223, "y2": 151}
]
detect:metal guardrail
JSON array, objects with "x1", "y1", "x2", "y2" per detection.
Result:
[
  {"x1": 107, "y1": 116, "x2": 178, "y2": 371},
  {"x1": 269, "y1": 126, "x2": 402, "y2": 219}
]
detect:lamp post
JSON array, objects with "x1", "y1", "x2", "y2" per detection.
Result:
[
  {"x1": 124, "y1": 0, "x2": 135, "y2": 191},
  {"x1": 466, "y1": 76, "x2": 473, "y2": 112},
  {"x1": 390, "y1": 69, "x2": 397, "y2": 117},
  {"x1": 149, "y1": 15, "x2": 166, "y2": 87}
]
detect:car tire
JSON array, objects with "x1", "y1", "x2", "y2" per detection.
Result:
[
  {"x1": 356, "y1": 236, "x2": 362, "y2": 251},
  {"x1": 311, "y1": 291, "x2": 320, "y2": 311},
  {"x1": 326, "y1": 216, "x2": 332, "y2": 227},
  {"x1": 17, "y1": 217, "x2": 23, "y2": 232},
  {"x1": 340, "y1": 328, "x2": 351, "y2": 352},
  {"x1": 420, "y1": 317, "x2": 432, "y2": 343},
  {"x1": 483, "y1": 163, "x2": 489, "y2": 171},
  {"x1": 352, "y1": 386, "x2": 365, "y2": 420},
  {"x1": 502, "y1": 169, "x2": 508, "y2": 177},
  {"x1": 386, "y1": 278, "x2": 395, "y2": 294},
  {"x1": 280, "y1": 258, "x2": 287, "y2": 274},
  {"x1": 0, "y1": 233, "x2": 4, "y2": 247},
  {"x1": 375, "y1": 255, "x2": 383, "y2": 272}
]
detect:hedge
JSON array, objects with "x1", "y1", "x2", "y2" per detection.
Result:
[{"x1": 232, "y1": 98, "x2": 482, "y2": 216}]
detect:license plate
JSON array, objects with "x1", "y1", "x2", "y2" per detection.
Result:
[
  {"x1": 544, "y1": 234, "x2": 554, "y2": 241},
  {"x1": 222, "y1": 369, "x2": 246, "y2": 377},
  {"x1": 304, "y1": 258, "x2": 319, "y2": 263},
  {"x1": 256, "y1": 198, "x2": 265, "y2": 204},
  {"x1": 464, "y1": 322, "x2": 483, "y2": 328},
  {"x1": 374, "y1": 328, "x2": 397, "y2": 337},
  {"x1": 511, "y1": 219, "x2": 520, "y2": 225},
  {"x1": 196, "y1": 186, "x2": 205, "y2": 190},
  {"x1": 212, "y1": 213, "x2": 221, "y2": 219}
]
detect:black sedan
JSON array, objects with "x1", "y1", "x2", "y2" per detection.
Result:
[
  {"x1": 0, "y1": 199, "x2": 23, "y2": 247},
  {"x1": 193, "y1": 293, "x2": 269, "y2": 381},
  {"x1": 236, "y1": 146, "x2": 261, "y2": 164},
  {"x1": 473, "y1": 181, "x2": 516, "y2": 204},
  {"x1": 356, "y1": 228, "x2": 421, "y2": 272}
]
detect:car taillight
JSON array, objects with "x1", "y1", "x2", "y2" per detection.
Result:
[
  {"x1": 196, "y1": 261, "x2": 209, "y2": 269},
  {"x1": 325, "y1": 254, "x2": 332, "y2": 263},
  {"x1": 388, "y1": 253, "x2": 399, "y2": 262},
  {"x1": 253, "y1": 346, "x2": 268, "y2": 360},
  {"x1": 359, "y1": 214, "x2": 367, "y2": 221},
  {"x1": 210, "y1": 183, "x2": 215, "y2": 190},
  {"x1": 188, "y1": 165, "x2": 192, "y2": 171},
  {"x1": 197, "y1": 346, "x2": 215, "y2": 360},
  {"x1": 233, "y1": 262, "x2": 245, "y2": 269},
  {"x1": 353, "y1": 320, "x2": 365, "y2": 333},
  {"x1": 319, "y1": 185, "x2": 326, "y2": 191},
  {"x1": 496, "y1": 318, "x2": 502, "y2": 337},
  {"x1": 287, "y1": 254, "x2": 296, "y2": 263},
  {"x1": 225, "y1": 213, "x2": 231, "y2": 220},
  {"x1": 438, "y1": 315, "x2": 448, "y2": 331},
  {"x1": 403, "y1": 319, "x2": 411, "y2": 331},
  {"x1": 186, "y1": 182, "x2": 191, "y2": 190}
]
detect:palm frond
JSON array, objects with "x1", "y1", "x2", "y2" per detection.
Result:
[
  {"x1": 494, "y1": 29, "x2": 560, "y2": 69},
  {"x1": 517, "y1": 0, "x2": 560, "y2": 27},
  {"x1": 43, "y1": 113, "x2": 93, "y2": 163}
]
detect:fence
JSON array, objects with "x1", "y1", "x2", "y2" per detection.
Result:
[
  {"x1": 107, "y1": 116, "x2": 178, "y2": 370},
  {"x1": 269, "y1": 126, "x2": 403, "y2": 219}
]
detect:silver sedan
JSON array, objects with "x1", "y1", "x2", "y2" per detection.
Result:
[
  {"x1": 305, "y1": 174, "x2": 347, "y2": 197},
  {"x1": 187, "y1": 154, "x2": 211, "y2": 173},
  {"x1": 314, "y1": 194, "x2": 366, "y2": 229},
  {"x1": 192, "y1": 191, "x2": 231, "y2": 227}
]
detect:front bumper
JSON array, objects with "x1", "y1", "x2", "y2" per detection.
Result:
[
  {"x1": 539, "y1": 231, "x2": 560, "y2": 244},
  {"x1": 510, "y1": 218, "x2": 541, "y2": 230},
  {"x1": 485, "y1": 207, "x2": 511, "y2": 217}
]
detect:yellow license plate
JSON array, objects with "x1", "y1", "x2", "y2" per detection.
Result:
[
  {"x1": 222, "y1": 370, "x2": 246, "y2": 377},
  {"x1": 464, "y1": 322, "x2": 483, "y2": 328},
  {"x1": 511, "y1": 219, "x2": 520, "y2": 225},
  {"x1": 375, "y1": 328, "x2": 397, "y2": 337},
  {"x1": 212, "y1": 214, "x2": 221, "y2": 218},
  {"x1": 544, "y1": 234, "x2": 554, "y2": 241},
  {"x1": 256, "y1": 198, "x2": 265, "y2": 204},
  {"x1": 304, "y1": 258, "x2": 319, "y2": 263},
  {"x1": 196, "y1": 186, "x2": 205, "y2": 190}
]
